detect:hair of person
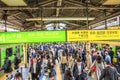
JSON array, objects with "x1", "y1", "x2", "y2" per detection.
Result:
[
  {"x1": 14, "y1": 72, "x2": 22, "y2": 80},
  {"x1": 62, "y1": 51, "x2": 66, "y2": 56},
  {"x1": 64, "y1": 70, "x2": 72, "y2": 78},
  {"x1": 105, "y1": 60, "x2": 110, "y2": 65},
  {"x1": 110, "y1": 47, "x2": 112, "y2": 50},
  {"x1": 37, "y1": 54, "x2": 40, "y2": 58},
  {"x1": 97, "y1": 52, "x2": 99, "y2": 55},
  {"x1": 68, "y1": 53, "x2": 71, "y2": 56},
  {"x1": 5, "y1": 56, "x2": 8, "y2": 59},
  {"x1": 96, "y1": 56, "x2": 102, "y2": 63},
  {"x1": 77, "y1": 58, "x2": 81, "y2": 62}
]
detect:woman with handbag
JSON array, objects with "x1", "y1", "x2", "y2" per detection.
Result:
[{"x1": 90, "y1": 56, "x2": 104, "y2": 80}]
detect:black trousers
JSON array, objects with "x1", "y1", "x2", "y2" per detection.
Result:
[
  {"x1": 61, "y1": 63, "x2": 66, "y2": 72},
  {"x1": 75, "y1": 74, "x2": 83, "y2": 80},
  {"x1": 31, "y1": 73, "x2": 39, "y2": 80}
]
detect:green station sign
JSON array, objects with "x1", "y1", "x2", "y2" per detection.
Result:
[{"x1": 0, "y1": 30, "x2": 66, "y2": 43}]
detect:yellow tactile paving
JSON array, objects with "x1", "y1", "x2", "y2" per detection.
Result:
[{"x1": 56, "y1": 61, "x2": 62, "y2": 80}]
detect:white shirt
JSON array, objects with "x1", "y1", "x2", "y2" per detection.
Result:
[{"x1": 78, "y1": 64, "x2": 82, "y2": 75}]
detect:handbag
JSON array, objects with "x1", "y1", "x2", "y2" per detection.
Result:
[{"x1": 91, "y1": 65, "x2": 96, "y2": 72}]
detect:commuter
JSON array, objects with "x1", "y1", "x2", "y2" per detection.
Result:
[
  {"x1": 91, "y1": 56, "x2": 104, "y2": 80},
  {"x1": 64, "y1": 69, "x2": 73, "y2": 80},
  {"x1": 29, "y1": 55, "x2": 40, "y2": 80},
  {"x1": 61, "y1": 51, "x2": 67, "y2": 73},
  {"x1": 72, "y1": 58, "x2": 86, "y2": 80},
  {"x1": 109, "y1": 47, "x2": 114, "y2": 64},
  {"x1": 117, "y1": 50, "x2": 120, "y2": 66},
  {"x1": 92, "y1": 51, "x2": 98, "y2": 62},
  {"x1": 14, "y1": 72, "x2": 23, "y2": 80},
  {"x1": 14, "y1": 54, "x2": 19, "y2": 69},
  {"x1": 101, "y1": 47, "x2": 106, "y2": 60},
  {"x1": 36, "y1": 54, "x2": 42, "y2": 76},
  {"x1": 115, "y1": 50, "x2": 120, "y2": 73},
  {"x1": 2, "y1": 57, "x2": 12, "y2": 73},
  {"x1": 47, "y1": 58, "x2": 56, "y2": 80},
  {"x1": 67, "y1": 54, "x2": 73, "y2": 70},
  {"x1": 99, "y1": 60, "x2": 120, "y2": 80},
  {"x1": 54, "y1": 47, "x2": 59, "y2": 62},
  {"x1": 105, "y1": 51, "x2": 111, "y2": 64},
  {"x1": 75, "y1": 52, "x2": 81, "y2": 60},
  {"x1": 58, "y1": 47, "x2": 63, "y2": 61}
]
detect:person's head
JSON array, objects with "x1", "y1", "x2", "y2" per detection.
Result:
[
  {"x1": 97, "y1": 52, "x2": 99, "y2": 55},
  {"x1": 49, "y1": 53, "x2": 53, "y2": 58},
  {"x1": 68, "y1": 54, "x2": 72, "y2": 57},
  {"x1": 104, "y1": 60, "x2": 111, "y2": 67},
  {"x1": 5, "y1": 56, "x2": 8, "y2": 60},
  {"x1": 14, "y1": 72, "x2": 22, "y2": 80},
  {"x1": 105, "y1": 52, "x2": 108, "y2": 56},
  {"x1": 77, "y1": 52, "x2": 80, "y2": 56},
  {"x1": 96, "y1": 56, "x2": 102, "y2": 64},
  {"x1": 14, "y1": 54, "x2": 16, "y2": 56},
  {"x1": 110, "y1": 47, "x2": 112, "y2": 51},
  {"x1": 62, "y1": 51, "x2": 66, "y2": 56},
  {"x1": 64, "y1": 70, "x2": 72, "y2": 78},
  {"x1": 33, "y1": 54, "x2": 36, "y2": 59},
  {"x1": 117, "y1": 50, "x2": 120, "y2": 55},
  {"x1": 76, "y1": 58, "x2": 81, "y2": 65},
  {"x1": 37, "y1": 54, "x2": 40, "y2": 58}
]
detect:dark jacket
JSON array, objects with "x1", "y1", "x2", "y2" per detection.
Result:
[
  {"x1": 72, "y1": 62, "x2": 84, "y2": 79},
  {"x1": 100, "y1": 66, "x2": 120, "y2": 80},
  {"x1": 14, "y1": 56, "x2": 18, "y2": 65}
]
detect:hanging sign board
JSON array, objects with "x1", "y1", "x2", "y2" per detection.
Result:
[
  {"x1": 0, "y1": 30, "x2": 66, "y2": 43},
  {"x1": 67, "y1": 30, "x2": 120, "y2": 41}
]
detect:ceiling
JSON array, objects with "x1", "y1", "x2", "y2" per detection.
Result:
[{"x1": 0, "y1": 0, "x2": 120, "y2": 31}]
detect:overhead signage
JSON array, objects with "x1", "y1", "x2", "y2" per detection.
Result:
[
  {"x1": 0, "y1": 30, "x2": 66, "y2": 43},
  {"x1": 67, "y1": 30, "x2": 120, "y2": 41},
  {"x1": 0, "y1": 30, "x2": 120, "y2": 44}
]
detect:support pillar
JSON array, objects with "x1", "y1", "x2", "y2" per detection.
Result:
[
  {"x1": 86, "y1": 41, "x2": 91, "y2": 52},
  {"x1": 23, "y1": 43, "x2": 27, "y2": 67}
]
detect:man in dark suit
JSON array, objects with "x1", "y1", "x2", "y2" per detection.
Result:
[
  {"x1": 100, "y1": 60, "x2": 120, "y2": 80},
  {"x1": 72, "y1": 58, "x2": 85, "y2": 80}
]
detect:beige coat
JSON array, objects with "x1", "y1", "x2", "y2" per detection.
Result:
[
  {"x1": 61, "y1": 56, "x2": 67, "y2": 64},
  {"x1": 68, "y1": 56, "x2": 73, "y2": 68}
]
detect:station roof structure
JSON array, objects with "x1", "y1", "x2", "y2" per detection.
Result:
[{"x1": 0, "y1": 0, "x2": 120, "y2": 30}]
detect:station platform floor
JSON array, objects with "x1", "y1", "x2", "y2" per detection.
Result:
[{"x1": 0, "y1": 61, "x2": 95, "y2": 80}]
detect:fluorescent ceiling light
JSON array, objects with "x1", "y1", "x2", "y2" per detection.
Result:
[
  {"x1": 103, "y1": 0, "x2": 120, "y2": 5},
  {"x1": 26, "y1": 17, "x2": 95, "y2": 21},
  {"x1": 1, "y1": 0, "x2": 27, "y2": 6}
]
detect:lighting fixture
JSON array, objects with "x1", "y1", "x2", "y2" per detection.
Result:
[
  {"x1": 26, "y1": 17, "x2": 95, "y2": 21},
  {"x1": 1, "y1": 0, "x2": 27, "y2": 6}
]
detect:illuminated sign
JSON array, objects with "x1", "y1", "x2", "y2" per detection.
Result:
[
  {"x1": 0, "y1": 30, "x2": 66, "y2": 43},
  {"x1": 67, "y1": 30, "x2": 120, "y2": 41}
]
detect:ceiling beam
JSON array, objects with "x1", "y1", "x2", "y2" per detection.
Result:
[
  {"x1": 38, "y1": 0, "x2": 56, "y2": 5},
  {"x1": 40, "y1": 0, "x2": 57, "y2": 6},
  {"x1": 84, "y1": 11, "x2": 120, "y2": 29},
  {"x1": 65, "y1": 0, "x2": 85, "y2": 6},
  {"x1": 0, "y1": 6, "x2": 120, "y2": 10},
  {"x1": 61, "y1": 21, "x2": 80, "y2": 27},
  {"x1": 8, "y1": 12, "x2": 22, "y2": 17},
  {"x1": 56, "y1": 0, "x2": 62, "y2": 17}
]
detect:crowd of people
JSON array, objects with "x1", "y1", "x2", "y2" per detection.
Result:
[
  {"x1": 27, "y1": 42, "x2": 120, "y2": 80},
  {"x1": 1, "y1": 42, "x2": 120, "y2": 80}
]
